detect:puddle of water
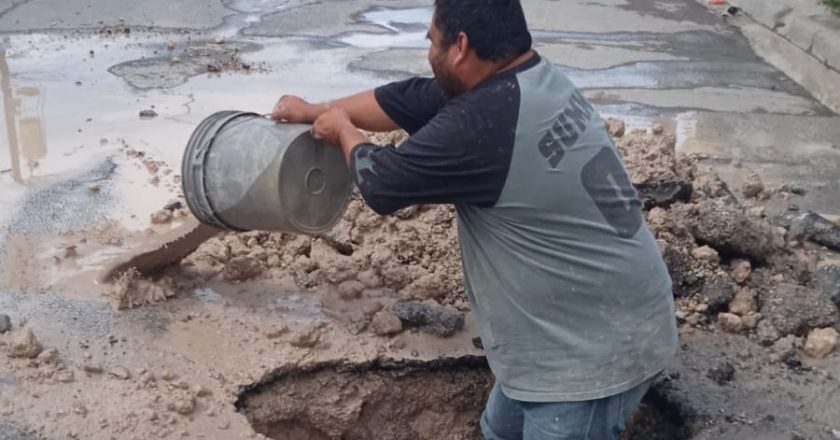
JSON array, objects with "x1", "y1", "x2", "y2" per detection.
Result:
[
  {"x1": 338, "y1": 6, "x2": 432, "y2": 49},
  {"x1": 0, "y1": 31, "x2": 387, "y2": 234}
]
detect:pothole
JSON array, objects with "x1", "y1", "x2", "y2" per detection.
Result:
[{"x1": 236, "y1": 357, "x2": 693, "y2": 440}]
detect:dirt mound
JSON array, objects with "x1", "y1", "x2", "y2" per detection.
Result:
[{"x1": 134, "y1": 122, "x2": 840, "y2": 358}]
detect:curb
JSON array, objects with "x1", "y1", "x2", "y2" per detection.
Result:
[{"x1": 733, "y1": 0, "x2": 840, "y2": 73}]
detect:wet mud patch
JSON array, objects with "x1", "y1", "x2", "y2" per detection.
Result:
[
  {"x1": 237, "y1": 357, "x2": 694, "y2": 440},
  {"x1": 108, "y1": 40, "x2": 268, "y2": 89}
]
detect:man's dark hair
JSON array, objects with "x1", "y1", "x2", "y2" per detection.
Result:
[{"x1": 433, "y1": 0, "x2": 532, "y2": 62}]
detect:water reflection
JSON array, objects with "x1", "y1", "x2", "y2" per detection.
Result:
[{"x1": 1, "y1": 49, "x2": 47, "y2": 185}]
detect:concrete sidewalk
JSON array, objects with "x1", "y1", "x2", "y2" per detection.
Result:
[{"x1": 734, "y1": 0, "x2": 840, "y2": 72}]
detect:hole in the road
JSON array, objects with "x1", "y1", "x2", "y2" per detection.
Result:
[
  {"x1": 622, "y1": 385, "x2": 694, "y2": 440},
  {"x1": 236, "y1": 358, "x2": 694, "y2": 440}
]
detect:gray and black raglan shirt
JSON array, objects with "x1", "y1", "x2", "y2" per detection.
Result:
[{"x1": 351, "y1": 54, "x2": 678, "y2": 402}]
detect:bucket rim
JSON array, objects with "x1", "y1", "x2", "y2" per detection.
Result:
[{"x1": 181, "y1": 110, "x2": 261, "y2": 231}]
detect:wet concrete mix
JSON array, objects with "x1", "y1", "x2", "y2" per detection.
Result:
[{"x1": 1, "y1": 123, "x2": 840, "y2": 439}]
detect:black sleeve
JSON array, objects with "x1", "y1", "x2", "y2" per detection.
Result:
[
  {"x1": 349, "y1": 98, "x2": 517, "y2": 215},
  {"x1": 374, "y1": 77, "x2": 449, "y2": 134}
]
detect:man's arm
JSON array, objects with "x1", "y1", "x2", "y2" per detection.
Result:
[
  {"x1": 312, "y1": 101, "x2": 514, "y2": 216},
  {"x1": 272, "y1": 78, "x2": 449, "y2": 134},
  {"x1": 271, "y1": 91, "x2": 399, "y2": 132}
]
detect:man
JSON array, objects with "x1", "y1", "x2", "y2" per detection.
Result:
[{"x1": 271, "y1": 0, "x2": 678, "y2": 438}]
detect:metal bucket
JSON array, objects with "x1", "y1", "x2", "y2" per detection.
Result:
[{"x1": 182, "y1": 111, "x2": 352, "y2": 234}]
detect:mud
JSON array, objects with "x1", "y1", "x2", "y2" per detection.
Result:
[{"x1": 109, "y1": 39, "x2": 270, "y2": 90}]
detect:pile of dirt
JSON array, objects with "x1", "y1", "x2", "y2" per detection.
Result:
[
  {"x1": 132, "y1": 122, "x2": 839, "y2": 360},
  {"x1": 180, "y1": 131, "x2": 468, "y2": 308}
]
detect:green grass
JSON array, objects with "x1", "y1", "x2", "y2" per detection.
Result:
[{"x1": 823, "y1": 0, "x2": 840, "y2": 13}]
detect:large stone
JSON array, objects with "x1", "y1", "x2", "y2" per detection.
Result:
[
  {"x1": 759, "y1": 283, "x2": 839, "y2": 337},
  {"x1": 803, "y1": 328, "x2": 838, "y2": 359},
  {"x1": 392, "y1": 301, "x2": 465, "y2": 338}
]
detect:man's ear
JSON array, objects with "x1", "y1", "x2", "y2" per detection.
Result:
[{"x1": 453, "y1": 31, "x2": 469, "y2": 65}]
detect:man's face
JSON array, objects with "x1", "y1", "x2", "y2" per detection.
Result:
[{"x1": 427, "y1": 17, "x2": 467, "y2": 97}]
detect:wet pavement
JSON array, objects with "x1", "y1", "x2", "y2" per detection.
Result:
[{"x1": 1, "y1": 0, "x2": 839, "y2": 438}]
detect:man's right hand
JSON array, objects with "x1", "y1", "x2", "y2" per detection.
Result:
[{"x1": 270, "y1": 95, "x2": 325, "y2": 123}]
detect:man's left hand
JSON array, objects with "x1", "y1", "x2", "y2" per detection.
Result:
[{"x1": 312, "y1": 107, "x2": 355, "y2": 146}]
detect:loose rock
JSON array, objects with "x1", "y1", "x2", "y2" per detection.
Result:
[
  {"x1": 222, "y1": 256, "x2": 263, "y2": 281},
  {"x1": 718, "y1": 313, "x2": 743, "y2": 334},
  {"x1": 109, "y1": 366, "x2": 131, "y2": 380},
  {"x1": 803, "y1": 328, "x2": 838, "y2": 359},
  {"x1": 635, "y1": 181, "x2": 692, "y2": 209},
  {"x1": 167, "y1": 393, "x2": 197, "y2": 416},
  {"x1": 7, "y1": 328, "x2": 43, "y2": 359},
  {"x1": 691, "y1": 245, "x2": 720, "y2": 264},
  {"x1": 729, "y1": 288, "x2": 757, "y2": 315},
  {"x1": 370, "y1": 310, "x2": 403, "y2": 336},
  {"x1": 730, "y1": 259, "x2": 751, "y2": 285},
  {"x1": 742, "y1": 173, "x2": 765, "y2": 198},
  {"x1": 392, "y1": 301, "x2": 465, "y2": 337},
  {"x1": 337, "y1": 280, "x2": 365, "y2": 300},
  {"x1": 139, "y1": 109, "x2": 158, "y2": 118},
  {"x1": 702, "y1": 276, "x2": 737, "y2": 313}
]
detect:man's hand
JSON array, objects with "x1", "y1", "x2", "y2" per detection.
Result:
[
  {"x1": 311, "y1": 107, "x2": 355, "y2": 145},
  {"x1": 312, "y1": 108, "x2": 369, "y2": 162},
  {"x1": 271, "y1": 95, "x2": 325, "y2": 123}
]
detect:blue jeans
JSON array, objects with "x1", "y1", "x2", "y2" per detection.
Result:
[{"x1": 480, "y1": 379, "x2": 653, "y2": 440}]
